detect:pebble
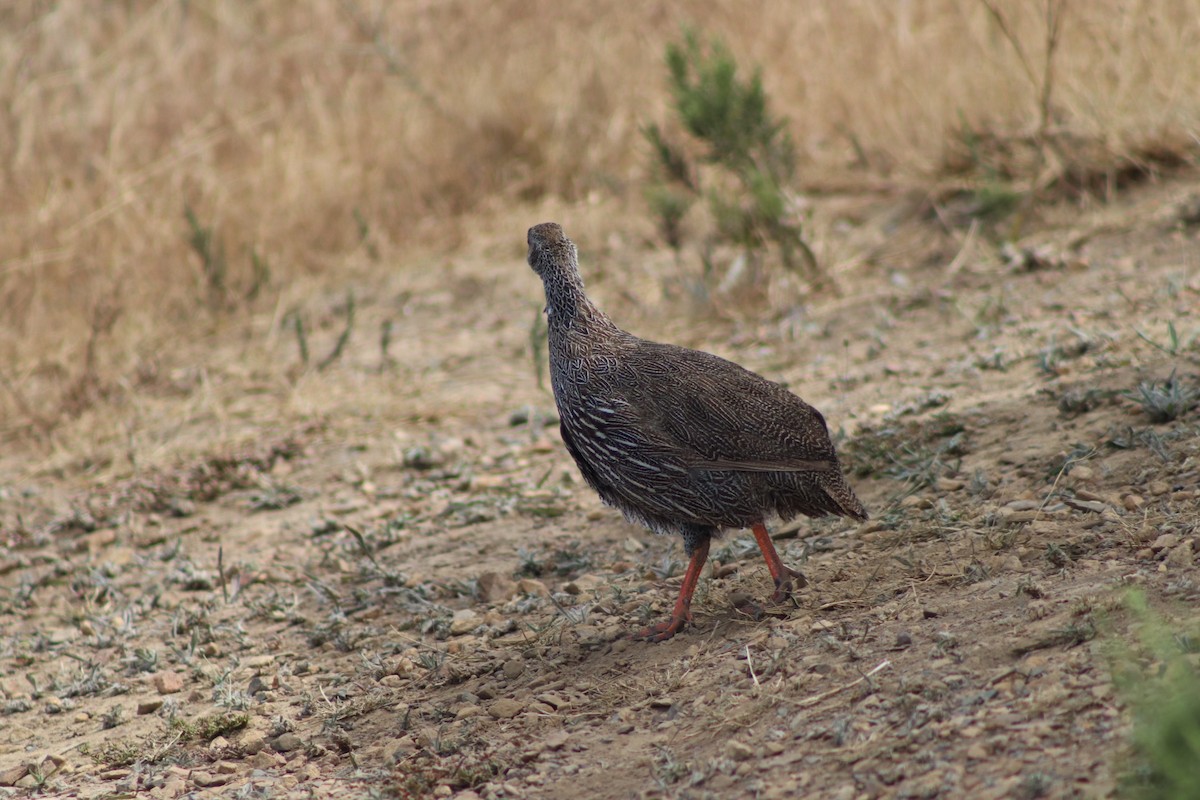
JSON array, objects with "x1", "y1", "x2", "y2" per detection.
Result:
[
  {"x1": 1166, "y1": 541, "x2": 1194, "y2": 568},
  {"x1": 900, "y1": 495, "x2": 932, "y2": 509},
  {"x1": 516, "y1": 578, "x2": 550, "y2": 597},
  {"x1": 1065, "y1": 498, "x2": 1108, "y2": 514},
  {"x1": 488, "y1": 698, "x2": 524, "y2": 719},
  {"x1": 456, "y1": 704, "x2": 484, "y2": 720},
  {"x1": 450, "y1": 609, "x2": 480, "y2": 636},
  {"x1": 138, "y1": 699, "x2": 164, "y2": 715},
  {"x1": 476, "y1": 572, "x2": 517, "y2": 603},
  {"x1": 725, "y1": 740, "x2": 755, "y2": 761},
  {"x1": 502, "y1": 659, "x2": 525, "y2": 680},
  {"x1": 191, "y1": 771, "x2": 228, "y2": 788},
  {"x1": 563, "y1": 574, "x2": 605, "y2": 594},
  {"x1": 1152, "y1": 533, "x2": 1180, "y2": 552},
  {"x1": 1123, "y1": 494, "x2": 1145, "y2": 511},
  {"x1": 1148, "y1": 480, "x2": 1170, "y2": 496},
  {"x1": 153, "y1": 672, "x2": 185, "y2": 695},
  {"x1": 273, "y1": 732, "x2": 302, "y2": 752}
]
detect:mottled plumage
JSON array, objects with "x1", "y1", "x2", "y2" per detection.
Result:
[{"x1": 527, "y1": 222, "x2": 867, "y2": 641}]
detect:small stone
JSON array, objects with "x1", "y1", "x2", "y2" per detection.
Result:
[
  {"x1": 502, "y1": 659, "x2": 525, "y2": 680},
  {"x1": 379, "y1": 675, "x2": 403, "y2": 688},
  {"x1": 1004, "y1": 499, "x2": 1040, "y2": 511},
  {"x1": 273, "y1": 732, "x2": 302, "y2": 752},
  {"x1": 214, "y1": 761, "x2": 238, "y2": 774},
  {"x1": 209, "y1": 736, "x2": 229, "y2": 752},
  {"x1": 1152, "y1": 533, "x2": 1181, "y2": 552},
  {"x1": 392, "y1": 657, "x2": 416, "y2": 676},
  {"x1": 477, "y1": 572, "x2": 517, "y2": 603},
  {"x1": 455, "y1": 704, "x2": 484, "y2": 720},
  {"x1": 191, "y1": 770, "x2": 229, "y2": 788},
  {"x1": 0, "y1": 766, "x2": 28, "y2": 787},
  {"x1": 542, "y1": 730, "x2": 569, "y2": 751},
  {"x1": 249, "y1": 750, "x2": 284, "y2": 770},
  {"x1": 244, "y1": 654, "x2": 275, "y2": 669},
  {"x1": 935, "y1": 478, "x2": 964, "y2": 492},
  {"x1": 998, "y1": 508, "x2": 1039, "y2": 524},
  {"x1": 563, "y1": 574, "x2": 605, "y2": 594},
  {"x1": 1069, "y1": 465, "x2": 1094, "y2": 481},
  {"x1": 153, "y1": 672, "x2": 185, "y2": 695},
  {"x1": 1148, "y1": 480, "x2": 1170, "y2": 496},
  {"x1": 516, "y1": 578, "x2": 550, "y2": 597},
  {"x1": 135, "y1": 698, "x2": 163, "y2": 715},
  {"x1": 900, "y1": 495, "x2": 932, "y2": 509},
  {"x1": 1123, "y1": 494, "x2": 1145, "y2": 512},
  {"x1": 488, "y1": 698, "x2": 525, "y2": 719},
  {"x1": 1065, "y1": 498, "x2": 1108, "y2": 514},
  {"x1": 1165, "y1": 541, "x2": 1194, "y2": 568},
  {"x1": 725, "y1": 740, "x2": 754, "y2": 761},
  {"x1": 450, "y1": 609, "x2": 480, "y2": 636}
]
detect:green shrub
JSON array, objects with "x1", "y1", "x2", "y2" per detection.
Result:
[
  {"x1": 644, "y1": 29, "x2": 820, "y2": 291},
  {"x1": 1109, "y1": 590, "x2": 1200, "y2": 799}
]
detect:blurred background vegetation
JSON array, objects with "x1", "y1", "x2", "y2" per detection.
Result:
[{"x1": 2, "y1": 0, "x2": 1198, "y2": 436}]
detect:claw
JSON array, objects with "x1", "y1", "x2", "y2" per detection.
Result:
[{"x1": 631, "y1": 615, "x2": 690, "y2": 642}]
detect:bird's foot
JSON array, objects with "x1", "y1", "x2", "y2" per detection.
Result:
[
  {"x1": 768, "y1": 566, "x2": 808, "y2": 605},
  {"x1": 631, "y1": 614, "x2": 690, "y2": 643}
]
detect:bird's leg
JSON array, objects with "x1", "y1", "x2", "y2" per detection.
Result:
[
  {"x1": 752, "y1": 522, "x2": 807, "y2": 605},
  {"x1": 633, "y1": 537, "x2": 711, "y2": 643}
]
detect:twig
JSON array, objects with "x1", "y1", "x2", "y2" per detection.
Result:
[
  {"x1": 945, "y1": 219, "x2": 980, "y2": 276},
  {"x1": 745, "y1": 645, "x2": 760, "y2": 686},
  {"x1": 1038, "y1": 446, "x2": 1094, "y2": 515},
  {"x1": 217, "y1": 545, "x2": 228, "y2": 603},
  {"x1": 795, "y1": 659, "x2": 890, "y2": 708}
]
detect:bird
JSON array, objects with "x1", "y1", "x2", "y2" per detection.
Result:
[{"x1": 526, "y1": 222, "x2": 867, "y2": 642}]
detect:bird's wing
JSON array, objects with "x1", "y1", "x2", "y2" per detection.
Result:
[{"x1": 617, "y1": 342, "x2": 840, "y2": 474}]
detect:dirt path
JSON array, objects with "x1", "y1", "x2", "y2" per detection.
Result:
[{"x1": 1, "y1": 179, "x2": 1198, "y2": 799}]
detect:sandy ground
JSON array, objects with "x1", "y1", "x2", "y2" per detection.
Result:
[{"x1": 1, "y1": 177, "x2": 1199, "y2": 799}]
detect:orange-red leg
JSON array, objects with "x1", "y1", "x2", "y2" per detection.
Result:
[
  {"x1": 752, "y1": 522, "x2": 806, "y2": 604},
  {"x1": 633, "y1": 537, "x2": 711, "y2": 643}
]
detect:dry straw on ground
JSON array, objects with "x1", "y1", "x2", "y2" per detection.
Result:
[{"x1": 2, "y1": 0, "x2": 1198, "y2": 438}]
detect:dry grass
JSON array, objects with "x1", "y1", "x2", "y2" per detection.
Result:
[{"x1": 2, "y1": 0, "x2": 1199, "y2": 440}]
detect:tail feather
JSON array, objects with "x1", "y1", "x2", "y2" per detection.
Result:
[{"x1": 821, "y1": 472, "x2": 868, "y2": 521}]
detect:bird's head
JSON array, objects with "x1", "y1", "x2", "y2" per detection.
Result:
[{"x1": 526, "y1": 222, "x2": 576, "y2": 279}]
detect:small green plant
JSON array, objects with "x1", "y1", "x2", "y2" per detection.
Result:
[
  {"x1": 185, "y1": 204, "x2": 227, "y2": 308},
  {"x1": 644, "y1": 29, "x2": 820, "y2": 293},
  {"x1": 1124, "y1": 370, "x2": 1198, "y2": 423},
  {"x1": 1109, "y1": 591, "x2": 1200, "y2": 799}
]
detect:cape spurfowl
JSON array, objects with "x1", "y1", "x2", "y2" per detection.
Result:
[{"x1": 526, "y1": 222, "x2": 867, "y2": 641}]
